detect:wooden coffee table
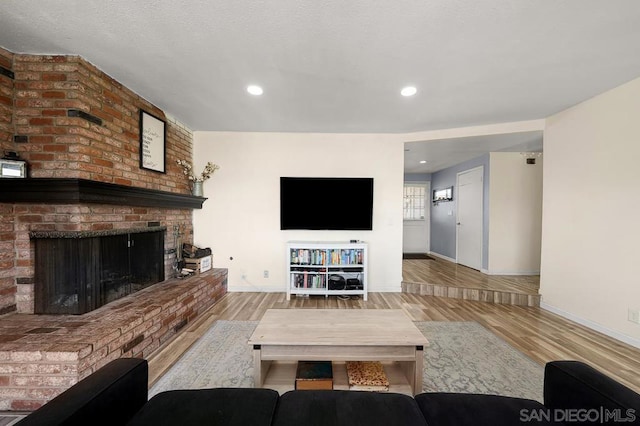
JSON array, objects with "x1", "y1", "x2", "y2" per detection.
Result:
[{"x1": 248, "y1": 309, "x2": 429, "y2": 395}]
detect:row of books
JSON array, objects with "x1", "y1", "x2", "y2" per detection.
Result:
[
  {"x1": 290, "y1": 249, "x2": 363, "y2": 266},
  {"x1": 295, "y1": 360, "x2": 389, "y2": 391},
  {"x1": 292, "y1": 272, "x2": 326, "y2": 289}
]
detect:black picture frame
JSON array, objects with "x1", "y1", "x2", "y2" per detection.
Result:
[{"x1": 139, "y1": 110, "x2": 166, "y2": 173}]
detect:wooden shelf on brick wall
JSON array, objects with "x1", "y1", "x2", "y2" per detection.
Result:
[{"x1": 0, "y1": 178, "x2": 207, "y2": 209}]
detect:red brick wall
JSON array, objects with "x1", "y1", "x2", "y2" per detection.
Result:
[
  {"x1": 1, "y1": 49, "x2": 199, "y2": 314},
  {"x1": 12, "y1": 54, "x2": 192, "y2": 190},
  {"x1": 0, "y1": 48, "x2": 14, "y2": 150},
  {"x1": 0, "y1": 48, "x2": 16, "y2": 313}
]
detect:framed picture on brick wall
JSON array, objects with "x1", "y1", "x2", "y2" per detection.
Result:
[{"x1": 139, "y1": 110, "x2": 166, "y2": 173}]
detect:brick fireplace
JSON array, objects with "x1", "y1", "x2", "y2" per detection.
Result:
[
  {"x1": 0, "y1": 46, "x2": 199, "y2": 314},
  {"x1": 0, "y1": 47, "x2": 228, "y2": 410}
]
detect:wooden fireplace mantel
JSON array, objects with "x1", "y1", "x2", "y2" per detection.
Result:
[{"x1": 0, "y1": 178, "x2": 207, "y2": 209}]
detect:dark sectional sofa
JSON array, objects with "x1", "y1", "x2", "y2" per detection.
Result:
[{"x1": 17, "y1": 358, "x2": 640, "y2": 426}]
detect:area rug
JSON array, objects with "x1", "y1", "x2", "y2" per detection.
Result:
[
  {"x1": 415, "y1": 322, "x2": 543, "y2": 401},
  {"x1": 150, "y1": 320, "x2": 544, "y2": 402}
]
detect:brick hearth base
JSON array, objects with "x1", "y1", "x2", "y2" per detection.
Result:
[{"x1": 0, "y1": 268, "x2": 227, "y2": 411}]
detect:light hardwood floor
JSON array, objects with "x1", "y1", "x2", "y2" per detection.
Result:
[
  {"x1": 402, "y1": 257, "x2": 540, "y2": 294},
  {"x1": 148, "y1": 291, "x2": 640, "y2": 394},
  {"x1": 402, "y1": 257, "x2": 541, "y2": 306}
]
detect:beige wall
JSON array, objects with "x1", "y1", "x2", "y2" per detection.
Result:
[
  {"x1": 192, "y1": 132, "x2": 404, "y2": 293},
  {"x1": 488, "y1": 152, "x2": 543, "y2": 274},
  {"x1": 541, "y1": 77, "x2": 640, "y2": 347}
]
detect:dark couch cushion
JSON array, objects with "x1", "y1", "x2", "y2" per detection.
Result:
[
  {"x1": 126, "y1": 388, "x2": 279, "y2": 426},
  {"x1": 415, "y1": 392, "x2": 564, "y2": 426},
  {"x1": 272, "y1": 390, "x2": 428, "y2": 426},
  {"x1": 544, "y1": 360, "x2": 640, "y2": 423},
  {"x1": 17, "y1": 358, "x2": 148, "y2": 426}
]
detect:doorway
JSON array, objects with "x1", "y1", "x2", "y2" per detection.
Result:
[
  {"x1": 456, "y1": 166, "x2": 483, "y2": 270},
  {"x1": 402, "y1": 182, "x2": 430, "y2": 254}
]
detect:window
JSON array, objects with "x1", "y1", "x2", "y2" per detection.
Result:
[{"x1": 403, "y1": 184, "x2": 427, "y2": 220}]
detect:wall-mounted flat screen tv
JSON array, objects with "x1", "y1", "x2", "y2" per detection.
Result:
[
  {"x1": 432, "y1": 186, "x2": 453, "y2": 203},
  {"x1": 280, "y1": 177, "x2": 374, "y2": 230}
]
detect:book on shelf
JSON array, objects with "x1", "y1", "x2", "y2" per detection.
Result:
[
  {"x1": 292, "y1": 272, "x2": 326, "y2": 289},
  {"x1": 345, "y1": 361, "x2": 389, "y2": 391},
  {"x1": 295, "y1": 361, "x2": 333, "y2": 390}
]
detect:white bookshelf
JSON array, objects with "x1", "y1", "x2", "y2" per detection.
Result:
[{"x1": 286, "y1": 241, "x2": 367, "y2": 301}]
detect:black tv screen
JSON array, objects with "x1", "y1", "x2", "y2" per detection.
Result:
[{"x1": 280, "y1": 177, "x2": 374, "y2": 230}]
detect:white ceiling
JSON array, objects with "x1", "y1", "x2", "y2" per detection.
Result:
[
  {"x1": 404, "y1": 131, "x2": 543, "y2": 174},
  {"x1": 1, "y1": 0, "x2": 639, "y2": 171}
]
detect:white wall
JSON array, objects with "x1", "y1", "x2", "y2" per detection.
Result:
[
  {"x1": 488, "y1": 152, "x2": 543, "y2": 274},
  {"x1": 541, "y1": 76, "x2": 640, "y2": 346},
  {"x1": 192, "y1": 132, "x2": 404, "y2": 293}
]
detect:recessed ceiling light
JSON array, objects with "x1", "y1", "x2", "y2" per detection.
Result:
[
  {"x1": 419, "y1": 160, "x2": 427, "y2": 164},
  {"x1": 401, "y1": 86, "x2": 417, "y2": 97},
  {"x1": 247, "y1": 85, "x2": 263, "y2": 96}
]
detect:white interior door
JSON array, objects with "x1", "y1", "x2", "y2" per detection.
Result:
[
  {"x1": 456, "y1": 167, "x2": 483, "y2": 270},
  {"x1": 402, "y1": 182, "x2": 430, "y2": 253}
]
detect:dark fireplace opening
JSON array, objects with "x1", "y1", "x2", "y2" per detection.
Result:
[{"x1": 33, "y1": 228, "x2": 165, "y2": 315}]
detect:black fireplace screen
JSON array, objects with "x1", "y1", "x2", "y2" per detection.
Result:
[{"x1": 34, "y1": 229, "x2": 165, "y2": 315}]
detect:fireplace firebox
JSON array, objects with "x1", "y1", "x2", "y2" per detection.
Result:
[{"x1": 32, "y1": 227, "x2": 165, "y2": 315}]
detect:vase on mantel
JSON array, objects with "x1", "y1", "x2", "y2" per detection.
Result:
[{"x1": 192, "y1": 181, "x2": 203, "y2": 197}]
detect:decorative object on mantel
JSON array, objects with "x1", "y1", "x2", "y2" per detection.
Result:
[
  {"x1": 192, "y1": 181, "x2": 203, "y2": 197},
  {"x1": 139, "y1": 110, "x2": 166, "y2": 173},
  {"x1": 1, "y1": 151, "x2": 28, "y2": 178},
  {"x1": 176, "y1": 159, "x2": 220, "y2": 197}
]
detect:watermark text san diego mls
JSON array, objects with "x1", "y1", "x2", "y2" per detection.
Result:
[{"x1": 519, "y1": 408, "x2": 636, "y2": 423}]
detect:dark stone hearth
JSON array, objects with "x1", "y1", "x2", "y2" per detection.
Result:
[{"x1": 30, "y1": 226, "x2": 166, "y2": 239}]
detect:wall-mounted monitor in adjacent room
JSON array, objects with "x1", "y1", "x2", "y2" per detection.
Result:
[
  {"x1": 280, "y1": 177, "x2": 374, "y2": 230},
  {"x1": 432, "y1": 186, "x2": 453, "y2": 203}
]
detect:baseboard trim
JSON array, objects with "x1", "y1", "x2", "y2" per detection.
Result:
[
  {"x1": 482, "y1": 269, "x2": 540, "y2": 276},
  {"x1": 541, "y1": 302, "x2": 640, "y2": 349},
  {"x1": 228, "y1": 284, "x2": 284, "y2": 293},
  {"x1": 428, "y1": 252, "x2": 456, "y2": 263}
]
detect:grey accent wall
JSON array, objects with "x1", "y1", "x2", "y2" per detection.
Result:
[{"x1": 429, "y1": 154, "x2": 490, "y2": 269}]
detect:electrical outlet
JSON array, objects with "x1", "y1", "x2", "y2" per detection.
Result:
[
  {"x1": 263, "y1": 270, "x2": 269, "y2": 278},
  {"x1": 628, "y1": 309, "x2": 640, "y2": 324}
]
